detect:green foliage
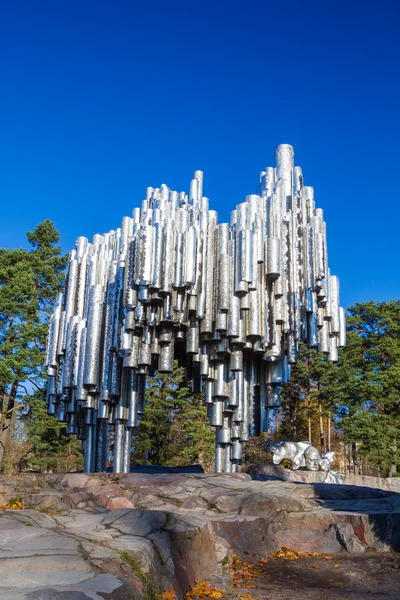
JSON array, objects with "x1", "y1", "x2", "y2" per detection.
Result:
[
  {"x1": 274, "y1": 344, "x2": 336, "y2": 448},
  {"x1": 143, "y1": 582, "x2": 159, "y2": 600},
  {"x1": 337, "y1": 301, "x2": 400, "y2": 474},
  {"x1": 117, "y1": 551, "x2": 146, "y2": 582},
  {"x1": 21, "y1": 390, "x2": 83, "y2": 473},
  {"x1": 0, "y1": 220, "x2": 82, "y2": 473},
  {"x1": 8, "y1": 496, "x2": 22, "y2": 507},
  {"x1": 341, "y1": 411, "x2": 398, "y2": 473},
  {"x1": 132, "y1": 364, "x2": 215, "y2": 468},
  {"x1": 243, "y1": 433, "x2": 272, "y2": 465},
  {"x1": 274, "y1": 300, "x2": 400, "y2": 475},
  {"x1": 0, "y1": 220, "x2": 66, "y2": 388}
]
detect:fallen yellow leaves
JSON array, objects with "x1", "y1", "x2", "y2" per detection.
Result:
[
  {"x1": 0, "y1": 497, "x2": 25, "y2": 510},
  {"x1": 228, "y1": 555, "x2": 262, "y2": 588},
  {"x1": 238, "y1": 595, "x2": 255, "y2": 600},
  {"x1": 184, "y1": 580, "x2": 224, "y2": 599},
  {"x1": 158, "y1": 591, "x2": 176, "y2": 600},
  {"x1": 270, "y1": 546, "x2": 335, "y2": 561}
]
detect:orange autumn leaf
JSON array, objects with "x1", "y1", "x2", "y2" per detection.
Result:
[
  {"x1": 227, "y1": 555, "x2": 262, "y2": 588},
  {"x1": 159, "y1": 591, "x2": 176, "y2": 600},
  {"x1": 184, "y1": 580, "x2": 224, "y2": 600},
  {"x1": 270, "y1": 546, "x2": 336, "y2": 561},
  {"x1": 0, "y1": 498, "x2": 25, "y2": 510}
]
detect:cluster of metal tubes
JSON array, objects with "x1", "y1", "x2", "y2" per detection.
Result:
[{"x1": 45, "y1": 144, "x2": 345, "y2": 473}]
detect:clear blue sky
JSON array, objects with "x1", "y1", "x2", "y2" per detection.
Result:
[{"x1": 1, "y1": 0, "x2": 399, "y2": 309}]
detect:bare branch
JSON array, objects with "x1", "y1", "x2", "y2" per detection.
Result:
[
  {"x1": 6, "y1": 403, "x2": 27, "y2": 415},
  {"x1": 28, "y1": 379, "x2": 43, "y2": 392}
]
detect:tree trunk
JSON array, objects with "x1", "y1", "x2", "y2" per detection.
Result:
[
  {"x1": 389, "y1": 438, "x2": 397, "y2": 477},
  {"x1": 0, "y1": 381, "x2": 18, "y2": 471},
  {"x1": 197, "y1": 449, "x2": 205, "y2": 469},
  {"x1": 319, "y1": 403, "x2": 325, "y2": 453},
  {"x1": 352, "y1": 442, "x2": 359, "y2": 475},
  {"x1": 308, "y1": 399, "x2": 312, "y2": 443},
  {"x1": 327, "y1": 414, "x2": 331, "y2": 452},
  {"x1": 347, "y1": 444, "x2": 352, "y2": 474}
]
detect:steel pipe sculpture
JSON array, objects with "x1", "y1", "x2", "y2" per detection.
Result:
[{"x1": 45, "y1": 144, "x2": 345, "y2": 473}]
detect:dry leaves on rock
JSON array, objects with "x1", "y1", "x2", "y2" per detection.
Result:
[
  {"x1": 228, "y1": 555, "x2": 262, "y2": 588},
  {"x1": 270, "y1": 546, "x2": 335, "y2": 561},
  {"x1": 159, "y1": 591, "x2": 177, "y2": 600},
  {"x1": 184, "y1": 580, "x2": 224, "y2": 599},
  {"x1": 0, "y1": 497, "x2": 25, "y2": 510}
]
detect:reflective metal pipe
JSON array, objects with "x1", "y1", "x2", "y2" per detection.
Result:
[{"x1": 113, "y1": 421, "x2": 124, "y2": 473}]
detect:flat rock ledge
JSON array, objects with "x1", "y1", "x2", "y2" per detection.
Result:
[
  {"x1": 246, "y1": 462, "x2": 400, "y2": 492},
  {"x1": 0, "y1": 470, "x2": 399, "y2": 599}
]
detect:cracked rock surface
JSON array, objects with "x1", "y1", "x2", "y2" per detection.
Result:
[{"x1": 0, "y1": 469, "x2": 399, "y2": 599}]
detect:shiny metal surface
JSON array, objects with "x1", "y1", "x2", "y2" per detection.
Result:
[
  {"x1": 272, "y1": 441, "x2": 336, "y2": 474},
  {"x1": 45, "y1": 144, "x2": 345, "y2": 473}
]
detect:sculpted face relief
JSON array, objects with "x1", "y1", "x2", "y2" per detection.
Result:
[
  {"x1": 272, "y1": 441, "x2": 337, "y2": 479},
  {"x1": 304, "y1": 447, "x2": 321, "y2": 471},
  {"x1": 45, "y1": 145, "x2": 345, "y2": 473}
]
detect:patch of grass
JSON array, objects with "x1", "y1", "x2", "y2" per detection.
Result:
[
  {"x1": 117, "y1": 550, "x2": 146, "y2": 583},
  {"x1": 9, "y1": 496, "x2": 23, "y2": 506},
  {"x1": 220, "y1": 556, "x2": 229, "y2": 567},
  {"x1": 24, "y1": 522, "x2": 33, "y2": 527},
  {"x1": 109, "y1": 475, "x2": 121, "y2": 484},
  {"x1": 0, "y1": 496, "x2": 25, "y2": 510},
  {"x1": 143, "y1": 581, "x2": 159, "y2": 600},
  {"x1": 33, "y1": 505, "x2": 57, "y2": 515},
  {"x1": 43, "y1": 480, "x2": 56, "y2": 488}
]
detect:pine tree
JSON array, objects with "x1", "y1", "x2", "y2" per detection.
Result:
[
  {"x1": 132, "y1": 364, "x2": 215, "y2": 468},
  {"x1": 21, "y1": 390, "x2": 83, "y2": 473},
  {"x1": 0, "y1": 221, "x2": 66, "y2": 470},
  {"x1": 169, "y1": 379, "x2": 215, "y2": 468},
  {"x1": 275, "y1": 344, "x2": 337, "y2": 451},
  {"x1": 337, "y1": 301, "x2": 400, "y2": 475}
]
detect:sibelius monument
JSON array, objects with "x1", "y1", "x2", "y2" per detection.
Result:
[{"x1": 45, "y1": 144, "x2": 345, "y2": 473}]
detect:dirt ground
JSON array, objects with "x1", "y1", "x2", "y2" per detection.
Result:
[{"x1": 221, "y1": 553, "x2": 400, "y2": 600}]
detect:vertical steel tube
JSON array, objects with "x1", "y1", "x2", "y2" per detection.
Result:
[{"x1": 113, "y1": 421, "x2": 124, "y2": 474}]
